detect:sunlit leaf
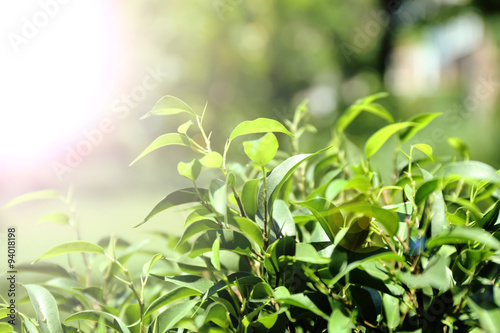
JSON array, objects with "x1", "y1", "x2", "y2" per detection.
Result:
[
  {"x1": 142, "y1": 253, "x2": 163, "y2": 276},
  {"x1": 177, "y1": 159, "x2": 202, "y2": 181},
  {"x1": 189, "y1": 230, "x2": 252, "y2": 258},
  {"x1": 144, "y1": 287, "x2": 200, "y2": 320},
  {"x1": 135, "y1": 188, "x2": 207, "y2": 227},
  {"x1": 229, "y1": 216, "x2": 264, "y2": 249},
  {"x1": 33, "y1": 241, "x2": 104, "y2": 263},
  {"x1": 243, "y1": 132, "x2": 279, "y2": 165},
  {"x1": 141, "y1": 95, "x2": 196, "y2": 118},
  {"x1": 155, "y1": 300, "x2": 198, "y2": 332},
  {"x1": 229, "y1": 118, "x2": 293, "y2": 141},
  {"x1": 177, "y1": 120, "x2": 194, "y2": 134},
  {"x1": 163, "y1": 275, "x2": 214, "y2": 293},
  {"x1": 399, "y1": 113, "x2": 442, "y2": 143},
  {"x1": 211, "y1": 234, "x2": 221, "y2": 271},
  {"x1": 427, "y1": 227, "x2": 500, "y2": 250},
  {"x1": 200, "y1": 151, "x2": 223, "y2": 168},
  {"x1": 438, "y1": 161, "x2": 500, "y2": 184},
  {"x1": 37, "y1": 212, "x2": 69, "y2": 226},
  {"x1": 365, "y1": 122, "x2": 415, "y2": 158},
  {"x1": 24, "y1": 284, "x2": 64, "y2": 333},
  {"x1": 447, "y1": 137, "x2": 470, "y2": 160},
  {"x1": 4, "y1": 189, "x2": 59, "y2": 208},
  {"x1": 64, "y1": 311, "x2": 130, "y2": 333},
  {"x1": 130, "y1": 133, "x2": 190, "y2": 166},
  {"x1": 413, "y1": 143, "x2": 433, "y2": 162}
]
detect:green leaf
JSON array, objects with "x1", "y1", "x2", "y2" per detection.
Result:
[
  {"x1": 129, "y1": 133, "x2": 190, "y2": 166},
  {"x1": 37, "y1": 212, "x2": 69, "y2": 226},
  {"x1": 337, "y1": 103, "x2": 393, "y2": 133},
  {"x1": 4, "y1": 189, "x2": 59, "y2": 208},
  {"x1": 155, "y1": 299, "x2": 198, "y2": 332},
  {"x1": 17, "y1": 263, "x2": 71, "y2": 278},
  {"x1": 163, "y1": 275, "x2": 214, "y2": 293},
  {"x1": 272, "y1": 199, "x2": 296, "y2": 238},
  {"x1": 336, "y1": 92, "x2": 391, "y2": 133},
  {"x1": 200, "y1": 151, "x2": 223, "y2": 168},
  {"x1": 33, "y1": 241, "x2": 104, "y2": 263},
  {"x1": 229, "y1": 216, "x2": 264, "y2": 249},
  {"x1": 397, "y1": 255, "x2": 450, "y2": 290},
  {"x1": 291, "y1": 243, "x2": 330, "y2": 264},
  {"x1": 177, "y1": 159, "x2": 202, "y2": 181},
  {"x1": 0, "y1": 323, "x2": 13, "y2": 333},
  {"x1": 415, "y1": 179, "x2": 441, "y2": 206},
  {"x1": 337, "y1": 202, "x2": 398, "y2": 236},
  {"x1": 427, "y1": 227, "x2": 500, "y2": 250},
  {"x1": 189, "y1": 230, "x2": 252, "y2": 258},
  {"x1": 293, "y1": 197, "x2": 340, "y2": 243},
  {"x1": 229, "y1": 118, "x2": 293, "y2": 141},
  {"x1": 177, "y1": 120, "x2": 194, "y2": 134},
  {"x1": 141, "y1": 95, "x2": 196, "y2": 119},
  {"x1": 467, "y1": 297, "x2": 500, "y2": 331},
  {"x1": 177, "y1": 219, "x2": 220, "y2": 247},
  {"x1": 438, "y1": 161, "x2": 500, "y2": 184},
  {"x1": 241, "y1": 179, "x2": 260, "y2": 220},
  {"x1": 204, "y1": 302, "x2": 230, "y2": 328},
  {"x1": 211, "y1": 234, "x2": 221, "y2": 271},
  {"x1": 413, "y1": 143, "x2": 433, "y2": 162},
  {"x1": 144, "y1": 287, "x2": 200, "y2": 319},
  {"x1": 447, "y1": 137, "x2": 470, "y2": 160},
  {"x1": 258, "y1": 147, "x2": 330, "y2": 219},
  {"x1": 274, "y1": 293, "x2": 329, "y2": 320},
  {"x1": 365, "y1": 122, "x2": 415, "y2": 158},
  {"x1": 142, "y1": 253, "x2": 163, "y2": 276},
  {"x1": 24, "y1": 284, "x2": 64, "y2": 333},
  {"x1": 383, "y1": 294, "x2": 400, "y2": 330},
  {"x1": 399, "y1": 113, "x2": 442, "y2": 143},
  {"x1": 135, "y1": 188, "x2": 207, "y2": 227},
  {"x1": 243, "y1": 132, "x2": 279, "y2": 165},
  {"x1": 64, "y1": 311, "x2": 130, "y2": 333},
  {"x1": 328, "y1": 308, "x2": 354, "y2": 333}
]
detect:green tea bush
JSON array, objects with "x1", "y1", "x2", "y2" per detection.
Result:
[{"x1": 2, "y1": 93, "x2": 500, "y2": 332}]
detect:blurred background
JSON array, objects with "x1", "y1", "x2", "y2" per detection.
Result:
[{"x1": 1, "y1": 0, "x2": 500, "y2": 264}]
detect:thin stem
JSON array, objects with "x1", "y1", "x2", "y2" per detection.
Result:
[{"x1": 261, "y1": 165, "x2": 269, "y2": 249}]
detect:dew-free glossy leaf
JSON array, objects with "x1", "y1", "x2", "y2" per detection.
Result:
[
  {"x1": 177, "y1": 159, "x2": 202, "y2": 181},
  {"x1": 135, "y1": 188, "x2": 207, "y2": 227},
  {"x1": 204, "y1": 303, "x2": 230, "y2": 328},
  {"x1": 130, "y1": 133, "x2": 190, "y2": 166},
  {"x1": 37, "y1": 212, "x2": 69, "y2": 226},
  {"x1": 415, "y1": 179, "x2": 441, "y2": 206},
  {"x1": 155, "y1": 299, "x2": 198, "y2": 332},
  {"x1": 17, "y1": 263, "x2": 71, "y2": 278},
  {"x1": 229, "y1": 216, "x2": 264, "y2": 249},
  {"x1": 447, "y1": 137, "x2": 470, "y2": 160},
  {"x1": 33, "y1": 241, "x2": 104, "y2": 263},
  {"x1": 4, "y1": 189, "x2": 59, "y2": 208},
  {"x1": 163, "y1": 275, "x2": 214, "y2": 293},
  {"x1": 64, "y1": 311, "x2": 130, "y2": 333},
  {"x1": 141, "y1": 95, "x2": 196, "y2": 118},
  {"x1": 293, "y1": 197, "x2": 339, "y2": 243},
  {"x1": 0, "y1": 323, "x2": 13, "y2": 333},
  {"x1": 189, "y1": 230, "x2": 252, "y2": 258},
  {"x1": 274, "y1": 293, "x2": 329, "y2": 320},
  {"x1": 229, "y1": 118, "x2": 293, "y2": 141},
  {"x1": 211, "y1": 234, "x2": 221, "y2": 271},
  {"x1": 142, "y1": 253, "x2": 163, "y2": 276},
  {"x1": 383, "y1": 294, "x2": 400, "y2": 330},
  {"x1": 413, "y1": 144, "x2": 434, "y2": 162},
  {"x1": 241, "y1": 179, "x2": 260, "y2": 220},
  {"x1": 177, "y1": 120, "x2": 193, "y2": 134},
  {"x1": 365, "y1": 122, "x2": 415, "y2": 158},
  {"x1": 399, "y1": 113, "x2": 442, "y2": 143},
  {"x1": 427, "y1": 227, "x2": 500, "y2": 250},
  {"x1": 177, "y1": 219, "x2": 220, "y2": 246},
  {"x1": 438, "y1": 161, "x2": 500, "y2": 184},
  {"x1": 243, "y1": 132, "x2": 279, "y2": 165},
  {"x1": 200, "y1": 151, "x2": 223, "y2": 168},
  {"x1": 336, "y1": 101, "x2": 393, "y2": 133},
  {"x1": 24, "y1": 284, "x2": 64, "y2": 333},
  {"x1": 144, "y1": 287, "x2": 200, "y2": 319}
]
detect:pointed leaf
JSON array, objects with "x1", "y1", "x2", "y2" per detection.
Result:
[
  {"x1": 229, "y1": 118, "x2": 293, "y2": 141},
  {"x1": 144, "y1": 287, "x2": 200, "y2": 319},
  {"x1": 211, "y1": 234, "x2": 221, "y2": 271},
  {"x1": 135, "y1": 188, "x2": 207, "y2": 227},
  {"x1": 33, "y1": 241, "x2": 104, "y2": 263},
  {"x1": 177, "y1": 120, "x2": 194, "y2": 134},
  {"x1": 130, "y1": 133, "x2": 190, "y2": 166},
  {"x1": 413, "y1": 143, "x2": 433, "y2": 162},
  {"x1": 177, "y1": 219, "x2": 220, "y2": 246},
  {"x1": 230, "y1": 216, "x2": 264, "y2": 249},
  {"x1": 141, "y1": 95, "x2": 196, "y2": 118},
  {"x1": 163, "y1": 275, "x2": 214, "y2": 293},
  {"x1": 155, "y1": 299, "x2": 198, "y2": 333},
  {"x1": 189, "y1": 230, "x2": 252, "y2": 258},
  {"x1": 177, "y1": 159, "x2": 202, "y2": 181},
  {"x1": 438, "y1": 161, "x2": 500, "y2": 184},
  {"x1": 63, "y1": 311, "x2": 130, "y2": 333},
  {"x1": 4, "y1": 189, "x2": 59, "y2": 208},
  {"x1": 399, "y1": 113, "x2": 442, "y2": 143},
  {"x1": 427, "y1": 227, "x2": 500, "y2": 250},
  {"x1": 447, "y1": 137, "x2": 470, "y2": 160},
  {"x1": 24, "y1": 284, "x2": 64, "y2": 333},
  {"x1": 37, "y1": 212, "x2": 69, "y2": 226},
  {"x1": 365, "y1": 122, "x2": 415, "y2": 158},
  {"x1": 142, "y1": 253, "x2": 163, "y2": 276}
]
